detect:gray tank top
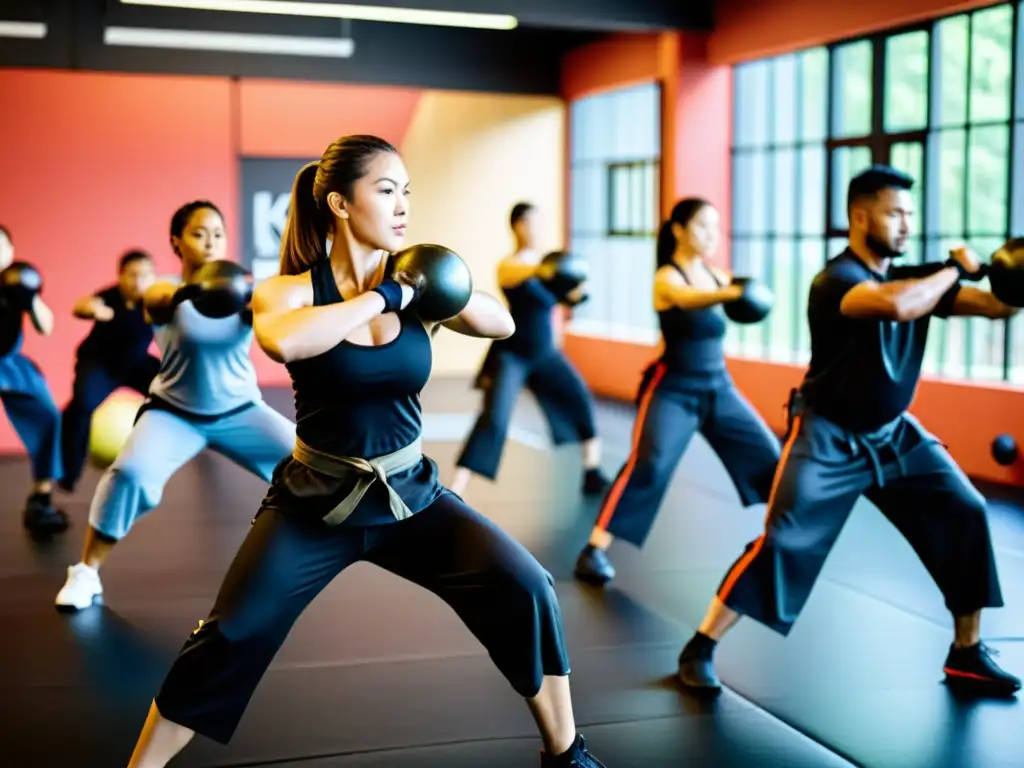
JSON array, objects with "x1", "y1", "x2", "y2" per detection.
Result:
[{"x1": 148, "y1": 299, "x2": 262, "y2": 416}]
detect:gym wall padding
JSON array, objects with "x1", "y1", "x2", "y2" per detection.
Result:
[
  {"x1": 560, "y1": 1, "x2": 1024, "y2": 487},
  {"x1": 0, "y1": 68, "x2": 565, "y2": 454}
]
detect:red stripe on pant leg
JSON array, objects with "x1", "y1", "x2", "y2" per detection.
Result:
[
  {"x1": 716, "y1": 414, "x2": 802, "y2": 603},
  {"x1": 594, "y1": 363, "x2": 667, "y2": 532}
]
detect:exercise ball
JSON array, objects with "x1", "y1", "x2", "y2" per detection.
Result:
[
  {"x1": 988, "y1": 238, "x2": 1024, "y2": 308},
  {"x1": 991, "y1": 434, "x2": 1019, "y2": 467},
  {"x1": 391, "y1": 244, "x2": 473, "y2": 322},
  {"x1": 89, "y1": 393, "x2": 143, "y2": 468}
]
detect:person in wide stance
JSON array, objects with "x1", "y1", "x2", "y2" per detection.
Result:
[
  {"x1": 677, "y1": 165, "x2": 1021, "y2": 699},
  {"x1": 125, "y1": 136, "x2": 607, "y2": 768}
]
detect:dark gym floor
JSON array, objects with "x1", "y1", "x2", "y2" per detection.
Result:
[{"x1": 2, "y1": 378, "x2": 1022, "y2": 767}]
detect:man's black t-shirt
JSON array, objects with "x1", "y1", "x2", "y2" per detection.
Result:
[
  {"x1": 76, "y1": 286, "x2": 154, "y2": 369},
  {"x1": 799, "y1": 249, "x2": 960, "y2": 432}
]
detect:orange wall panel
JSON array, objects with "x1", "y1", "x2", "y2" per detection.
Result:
[
  {"x1": 0, "y1": 69, "x2": 237, "y2": 454},
  {"x1": 238, "y1": 80, "x2": 422, "y2": 157},
  {"x1": 561, "y1": 33, "x2": 661, "y2": 101},
  {"x1": 710, "y1": 0, "x2": 1003, "y2": 64}
]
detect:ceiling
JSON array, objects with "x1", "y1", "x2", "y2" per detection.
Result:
[{"x1": 0, "y1": 0, "x2": 715, "y2": 93}]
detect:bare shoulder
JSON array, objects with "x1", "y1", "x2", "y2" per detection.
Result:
[
  {"x1": 654, "y1": 264, "x2": 684, "y2": 287},
  {"x1": 252, "y1": 273, "x2": 313, "y2": 313},
  {"x1": 496, "y1": 253, "x2": 522, "y2": 272}
]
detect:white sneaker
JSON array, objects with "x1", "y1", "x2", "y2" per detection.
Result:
[{"x1": 55, "y1": 563, "x2": 103, "y2": 610}]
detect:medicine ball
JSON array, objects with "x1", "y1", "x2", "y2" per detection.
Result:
[
  {"x1": 988, "y1": 239, "x2": 1024, "y2": 308},
  {"x1": 89, "y1": 392, "x2": 144, "y2": 468},
  {"x1": 392, "y1": 244, "x2": 474, "y2": 323}
]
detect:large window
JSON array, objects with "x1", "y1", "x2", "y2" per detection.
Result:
[
  {"x1": 729, "y1": 1, "x2": 1024, "y2": 384},
  {"x1": 568, "y1": 83, "x2": 661, "y2": 342}
]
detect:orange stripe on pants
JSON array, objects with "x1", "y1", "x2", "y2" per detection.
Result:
[
  {"x1": 716, "y1": 414, "x2": 803, "y2": 603},
  {"x1": 594, "y1": 363, "x2": 667, "y2": 532}
]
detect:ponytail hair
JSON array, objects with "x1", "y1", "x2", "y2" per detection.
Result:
[
  {"x1": 279, "y1": 135, "x2": 400, "y2": 276},
  {"x1": 279, "y1": 161, "x2": 328, "y2": 276},
  {"x1": 655, "y1": 220, "x2": 677, "y2": 269},
  {"x1": 655, "y1": 197, "x2": 713, "y2": 271}
]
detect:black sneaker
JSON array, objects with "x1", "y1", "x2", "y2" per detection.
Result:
[
  {"x1": 677, "y1": 632, "x2": 722, "y2": 695},
  {"x1": 574, "y1": 545, "x2": 615, "y2": 585},
  {"x1": 23, "y1": 496, "x2": 70, "y2": 535},
  {"x1": 541, "y1": 735, "x2": 606, "y2": 767},
  {"x1": 582, "y1": 468, "x2": 610, "y2": 495},
  {"x1": 943, "y1": 642, "x2": 1021, "y2": 697}
]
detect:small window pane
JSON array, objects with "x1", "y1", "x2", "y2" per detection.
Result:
[
  {"x1": 622, "y1": 83, "x2": 660, "y2": 158},
  {"x1": 970, "y1": 3, "x2": 1013, "y2": 124},
  {"x1": 570, "y1": 165, "x2": 606, "y2": 236},
  {"x1": 732, "y1": 152, "x2": 755, "y2": 235},
  {"x1": 1013, "y1": 122, "x2": 1024, "y2": 235},
  {"x1": 933, "y1": 129, "x2": 966, "y2": 235},
  {"x1": 610, "y1": 166, "x2": 631, "y2": 234},
  {"x1": 799, "y1": 146, "x2": 826, "y2": 235},
  {"x1": 830, "y1": 145, "x2": 873, "y2": 229},
  {"x1": 735, "y1": 61, "x2": 770, "y2": 148},
  {"x1": 832, "y1": 40, "x2": 873, "y2": 138},
  {"x1": 768, "y1": 238, "x2": 798, "y2": 362},
  {"x1": 1017, "y1": 6, "x2": 1024, "y2": 120},
  {"x1": 799, "y1": 47, "x2": 829, "y2": 141},
  {"x1": 935, "y1": 14, "x2": 969, "y2": 127},
  {"x1": 1012, "y1": 314, "x2": 1024, "y2": 385},
  {"x1": 885, "y1": 31, "x2": 929, "y2": 132},
  {"x1": 967, "y1": 125, "x2": 1009, "y2": 235},
  {"x1": 772, "y1": 54, "x2": 798, "y2": 145},
  {"x1": 748, "y1": 151, "x2": 770, "y2": 235},
  {"x1": 796, "y1": 238, "x2": 825, "y2": 361},
  {"x1": 773, "y1": 149, "x2": 797, "y2": 234},
  {"x1": 965, "y1": 240, "x2": 1007, "y2": 388}
]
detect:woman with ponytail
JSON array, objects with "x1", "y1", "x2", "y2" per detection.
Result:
[
  {"x1": 574, "y1": 198, "x2": 781, "y2": 587},
  {"x1": 125, "y1": 135, "x2": 607, "y2": 768},
  {"x1": 55, "y1": 200, "x2": 295, "y2": 611}
]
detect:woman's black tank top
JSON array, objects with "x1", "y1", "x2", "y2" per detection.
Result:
[
  {"x1": 657, "y1": 262, "x2": 729, "y2": 390},
  {"x1": 269, "y1": 257, "x2": 446, "y2": 527},
  {"x1": 286, "y1": 258, "x2": 432, "y2": 458},
  {"x1": 497, "y1": 277, "x2": 558, "y2": 358}
]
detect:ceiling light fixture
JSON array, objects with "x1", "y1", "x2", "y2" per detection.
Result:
[
  {"x1": 0, "y1": 21, "x2": 47, "y2": 38},
  {"x1": 103, "y1": 26, "x2": 355, "y2": 57},
  {"x1": 120, "y1": 0, "x2": 518, "y2": 30}
]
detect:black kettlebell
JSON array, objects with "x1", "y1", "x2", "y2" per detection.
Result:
[
  {"x1": 188, "y1": 260, "x2": 254, "y2": 319},
  {"x1": 392, "y1": 244, "x2": 473, "y2": 323},
  {"x1": 0, "y1": 261, "x2": 43, "y2": 311},
  {"x1": 992, "y1": 434, "x2": 1018, "y2": 467},
  {"x1": 988, "y1": 239, "x2": 1024, "y2": 308},
  {"x1": 540, "y1": 250, "x2": 589, "y2": 300},
  {"x1": 724, "y1": 276, "x2": 774, "y2": 324}
]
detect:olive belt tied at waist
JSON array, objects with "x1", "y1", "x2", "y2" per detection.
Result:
[{"x1": 291, "y1": 436, "x2": 423, "y2": 525}]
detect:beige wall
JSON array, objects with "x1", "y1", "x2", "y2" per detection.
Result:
[{"x1": 400, "y1": 91, "x2": 566, "y2": 375}]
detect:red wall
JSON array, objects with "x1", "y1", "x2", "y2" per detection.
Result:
[
  {"x1": 559, "y1": 2, "x2": 1024, "y2": 486},
  {"x1": 0, "y1": 69, "x2": 428, "y2": 454}
]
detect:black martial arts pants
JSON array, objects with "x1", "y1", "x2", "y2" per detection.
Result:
[
  {"x1": 717, "y1": 401, "x2": 1004, "y2": 636},
  {"x1": 456, "y1": 348, "x2": 597, "y2": 480},
  {"x1": 154, "y1": 493, "x2": 571, "y2": 745},
  {"x1": 59, "y1": 354, "x2": 160, "y2": 490},
  {"x1": 595, "y1": 362, "x2": 781, "y2": 548}
]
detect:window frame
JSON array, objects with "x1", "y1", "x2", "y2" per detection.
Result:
[
  {"x1": 605, "y1": 159, "x2": 661, "y2": 238},
  {"x1": 730, "y1": 1, "x2": 1023, "y2": 383}
]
